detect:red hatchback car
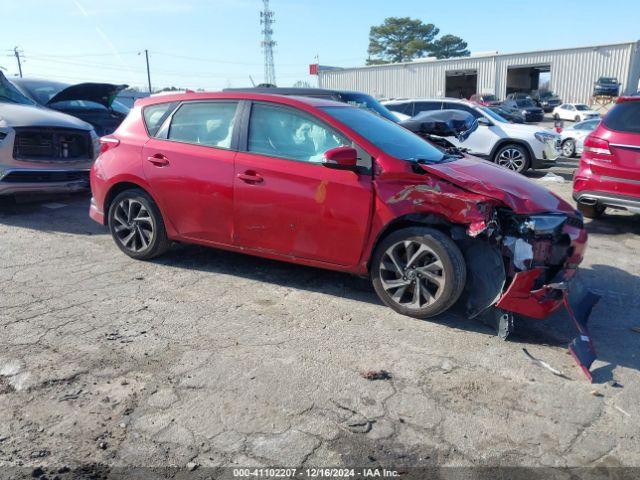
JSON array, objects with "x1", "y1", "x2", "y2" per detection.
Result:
[
  {"x1": 90, "y1": 92, "x2": 588, "y2": 324},
  {"x1": 573, "y1": 96, "x2": 640, "y2": 218}
]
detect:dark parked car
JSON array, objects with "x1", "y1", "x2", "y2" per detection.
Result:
[
  {"x1": 501, "y1": 98, "x2": 545, "y2": 122},
  {"x1": 223, "y1": 87, "x2": 399, "y2": 122},
  {"x1": 487, "y1": 106, "x2": 525, "y2": 123},
  {"x1": 10, "y1": 78, "x2": 129, "y2": 136},
  {"x1": 531, "y1": 90, "x2": 562, "y2": 112},
  {"x1": 468, "y1": 93, "x2": 500, "y2": 106},
  {"x1": 593, "y1": 77, "x2": 620, "y2": 97}
]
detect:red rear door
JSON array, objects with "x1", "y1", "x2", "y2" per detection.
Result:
[
  {"x1": 233, "y1": 102, "x2": 373, "y2": 266},
  {"x1": 142, "y1": 100, "x2": 239, "y2": 244}
]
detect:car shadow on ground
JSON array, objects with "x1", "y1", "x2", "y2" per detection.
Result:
[
  {"x1": 2, "y1": 193, "x2": 637, "y2": 382},
  {"x1": 585, "y1": 213, "x2": 640, "y2": 236},
  {"x1": 158, "y1": 244, "x2": 640, "y2": 383},
  {"x1": 0, "y1": 193, "x2": 105, "y2": 236}
]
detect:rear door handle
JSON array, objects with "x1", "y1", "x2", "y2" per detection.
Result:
[
  {"x1": 146, "y1": 153, "x2": 170, "y2": 167},
  {"x1": 237, "y1": 171, "x2": 264, "y2": 184}
]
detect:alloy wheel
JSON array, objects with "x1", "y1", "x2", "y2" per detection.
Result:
[
  {"x1": 379, "y1": 240, "x2": 445, "y2": 309},
  {"x1": 562, "y1": 139, "x2": 575, "y2": 157},
  {"x1": 112, "y1": 198, "x2": 155, "y2": 253},
  {"x1": 496, "y1": 148, "x2": 526, "y2": 172}
]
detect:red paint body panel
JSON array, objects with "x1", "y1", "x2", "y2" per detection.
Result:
[
  {"x1": 91, "y1": 91, "x2": 589, "y2": 319},
  {"x1": 233, "y1": 151, "x2": 373, "y2": 266},
  {"x1": 573, "y1": 96, "x2": 640, "y2": 207}
]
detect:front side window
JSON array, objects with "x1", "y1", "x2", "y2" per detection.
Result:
[
  {"x1": 321, "y1": 105, "x2": 445, "y2": 164},
  {"x1": 168, "y1": 101, "x2": 238, "y2": 149},
  {"x1": 248, "y1": 103, "x2": 350, "y2": 163}
]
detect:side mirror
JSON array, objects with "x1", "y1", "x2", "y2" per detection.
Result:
[{"x1": 322, "y1": 146, "x2": 358, "y2": 169}]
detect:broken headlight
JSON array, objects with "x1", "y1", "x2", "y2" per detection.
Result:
[{"x1": 520, "y1": 214, "x2": 567, "y2": 235}]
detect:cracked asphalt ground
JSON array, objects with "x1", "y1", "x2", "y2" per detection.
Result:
[{"x1": 1, "y1": 157, "x2": 639, "y2": 475}]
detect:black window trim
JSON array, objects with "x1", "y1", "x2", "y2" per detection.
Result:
[
  {"x1": 142, "y1": 101, "x2": 179, "y2": 137},
  {"x1": 153, "y1": 99, "x2": 244, "y2": 152},
  {"x1": 238, "y1": 100, "x2": 372, "y2": 174}
]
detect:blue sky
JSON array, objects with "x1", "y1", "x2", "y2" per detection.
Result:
[{"x1": 1, "y1": 0, "x2": 638, "y2": 91}]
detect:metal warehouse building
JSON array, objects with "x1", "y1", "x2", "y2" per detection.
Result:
[{"x1": 318, "y1": 41, "x2": 640, "y2": 104}]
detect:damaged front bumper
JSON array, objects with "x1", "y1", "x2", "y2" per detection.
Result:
[{"x1": 465, "y1": 210, "x2": 599, "y2": 380}]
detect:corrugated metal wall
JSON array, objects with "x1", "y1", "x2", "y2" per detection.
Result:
[{"x1": 319, "y1": 42, "x2": 640, "y2": 104}]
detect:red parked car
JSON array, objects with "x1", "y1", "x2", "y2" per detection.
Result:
[
  {"x1": 573, "y1": 96, "x2": 640, "y2": 218},
  {"x1": 468, "y1": 93, "x2": 501, "y2": 106},
  {"x1": 90, "y1": 92, "x2": 588, "y2": 325}
]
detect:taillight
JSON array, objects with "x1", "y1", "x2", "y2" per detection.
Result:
[
  {"x1": 99, "y1": 136, "x2": 120, "y2": 154},
  {"x1": 582, "y1": 135, "x2": 612, "y2": 160}
]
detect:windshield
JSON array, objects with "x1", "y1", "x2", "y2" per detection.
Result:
[
  {"x1": 321, "y1": 106, "x2": 445, "y2": 163},
  {"x1": 482, "y1": 107, "x2": 509, "y2": 123},
  {"x1": 482, "y1": 95, "x2": 497, "y2": 101},
  {"x1": 516, "y1": 99, "x2": 536, "y2": 108},
  {"x1": 599, "y1": 77, "x2": 617, "y2": 84},
  {"x1": 575, "y1": 104, "x2": 590, "y2": 111},
  {"x1": 339, "y1": 92, "x2": 398, "y2": 122},
  {"x1": 0, "y1": 74, "x2": 36, "y2": 105}
]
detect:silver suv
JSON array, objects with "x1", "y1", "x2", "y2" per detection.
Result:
[{"x1": 0, "y1": 73, "x2": 98, "y2": 196}]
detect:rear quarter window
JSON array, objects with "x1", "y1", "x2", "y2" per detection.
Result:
[
  {"x1": 604, "y1": 102, "x2": 640, "y2": 134},
  {"x1": 143, "y1": 102, "x2": 178, "y2": 136}
]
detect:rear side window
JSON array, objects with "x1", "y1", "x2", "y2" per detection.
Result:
[
  {"x1": 385, "y1": 103, "x2": 411, "y2": 115},
  {"x1": 168, "y1": 101, "x2": 239, "y2": 148},
  {"x1": 143, "y1": 102, "x2": 177, "y2": 136},
  {"x1": 604, "y1": 102, "x2": 640, "y2": 134}
]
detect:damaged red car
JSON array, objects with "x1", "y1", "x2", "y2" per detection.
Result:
[{"x1": 90, "y1": 92, "x2": 591, "y2": 345}]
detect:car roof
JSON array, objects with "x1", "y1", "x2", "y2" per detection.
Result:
[
  {"x1": 135, "y1": 91, "x2": 347, "y2": 109},
  {"x1": 383, "y1": 97, "x2": 471, "y2": 104},
  {"x1": 222, "y1": 87, "x2": 370, "y2": 97}
]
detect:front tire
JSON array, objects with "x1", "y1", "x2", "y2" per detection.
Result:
[
  {"x1": 493, "y1": 144, "x2": 530, "y2": 173},
  {"x1": 561, "y1": 138, "x2": 576, "y2": 158},
  {"x1": 574, "y1": 115, "x2": 581, "y2": 122},
  {"x1": 371, "y1": 227, "x2": 466, "y2": 319},
  {"x1": 108, "y1": 189, "x2": 171, "y2": 260}
]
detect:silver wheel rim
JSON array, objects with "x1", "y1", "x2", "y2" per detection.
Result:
[
  {"x1": 112, "y1": 199, "x2": 154, "y2": 252},
  {"x1": 496, "y1": 148, "x2": 526, "y2": 172},
  {"x1": 562, "y1": 140, "x2": 575, "y2": 156},
  {"x1": 379, "y1": 240, "x2": 445, "y2": 309}
]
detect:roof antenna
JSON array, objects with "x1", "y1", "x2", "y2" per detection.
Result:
[{"x1": 249, "y1": 75, "x2": 256, "y2": 87}]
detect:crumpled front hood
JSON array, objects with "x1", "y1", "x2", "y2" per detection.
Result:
[
  {"x1": 419, "y1": 156, "x2": 576, "y2": 214},
  {"x1": 0, "y1": 103, "x2": 93, "y2": 130},
  {"x1": 47, "y1": 83, "x2": 127, "y2": 109}
]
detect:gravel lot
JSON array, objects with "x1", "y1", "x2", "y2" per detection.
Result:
[{"x1": 1, "y1": 156, "x2": 639, "y2": 475}]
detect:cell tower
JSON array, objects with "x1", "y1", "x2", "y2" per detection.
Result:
[{"x1": 260, "y1": 0, "x2": 276, "y2": 86}]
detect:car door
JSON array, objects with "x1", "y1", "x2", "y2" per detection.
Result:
[
  {"x1": 141, "y1": 100, "x2": 240, "y2": 244},
  {"x1": 233, "y1": 101, "x2": 373, "y2": 266}
]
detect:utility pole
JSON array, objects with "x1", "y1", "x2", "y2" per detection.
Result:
[
  {"x1": 260, "y1": 0, "x2": 276, "y2": 86},
  {"x1": 14, "y1": 47, "x2": 23, "y2": 78},
  {"x1": 144, "y1": 49, "x2": 152, "y2": 93}
]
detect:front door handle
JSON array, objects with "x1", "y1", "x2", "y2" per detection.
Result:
[
  {"x1": 237, "y1": 171, "x2": 264, "y2": 184},
  {"x1": 146, "y1": 153, "x2": 170, "y2": 167}
]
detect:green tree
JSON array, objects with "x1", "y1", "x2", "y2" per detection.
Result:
[
  {"x1": 367, "y1": 17, "x2": 439, "y2": 65},
  {"x1": 430, "y1": 35, "x2": 470, "y2": 59}
]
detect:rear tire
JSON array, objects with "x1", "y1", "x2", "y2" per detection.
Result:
[
  {"x1": 554, "y1": 113, "x2": 560, "y2": 120},
  {"x1": 574, "y1": 115, "x2": 581, "y2": 122},
  {"x1": 371, "y1": 227, "x2": 466, "y2": 319},
  {"x1": 578, "y1": 203, "x2": 605, "y2": 219},
  {"x1": 108, "y1": 189, "x2": 171, "y2": 260}
]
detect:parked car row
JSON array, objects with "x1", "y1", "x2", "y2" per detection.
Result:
[{"x1": 383, "y1": 97, "x2": 560, "y2": 173}]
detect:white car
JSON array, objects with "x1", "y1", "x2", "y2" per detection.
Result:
[
  {"x1": 383, "y1": 98, "x2": 560, "y2": 173},
  {"x1": 559, "y1": 118, "x2": 600, "y2": 157},
  {"x1": 552, "y1": 103, "x2": 600, "y2": 122}
]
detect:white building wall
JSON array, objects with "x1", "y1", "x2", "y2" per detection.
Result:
[{"x1": 318, "y1": 41, "x2": 640, "y2": 104}]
